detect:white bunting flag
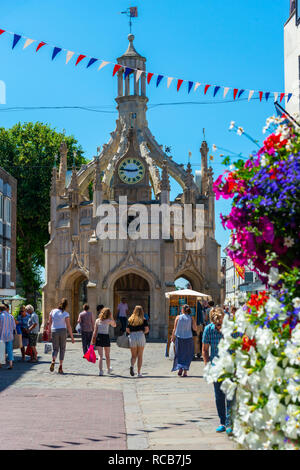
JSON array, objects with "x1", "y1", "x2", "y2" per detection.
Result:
[
  {"x1": 223, "y1": 87, "x2": 230, "y2": 98},
  {"x1": 135, "y1": 70, "x2": 143, "y2": 82},
  {"x1": 98, "y1": 60, "x2": 110, "y2": 71},
  {"x1": 23, "y1": 38, "x2": 35, "y2": 49},
  {"x1": 194, "y1": 82, "x2": 201, "y2": 92},
  {"x1": 274, "y1": 92, "x2": 278, "y2": 102},
  {"x1": 66, "y1": 51, "x2": 74, "y2": 64},
  {"x1": 167, "y1": 77, "x2": 174, "y2": 88},
  {"x1": 248, "y1": 90, "x2": 254, "y2": 101}
]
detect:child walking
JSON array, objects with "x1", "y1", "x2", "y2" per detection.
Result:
[{"x1": 91, "y1": 307, "x2": 116, "y2": 376}]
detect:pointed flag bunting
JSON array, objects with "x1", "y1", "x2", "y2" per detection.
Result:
[
  {"x1": 188, "y1": 81, "x2": 193, "y2": 94},
  {"x1": 12, "y1": 34, "x2": 22, "y2": 49},
  {"x1": 194, "y1": 82, "x2": 201, "y2": 92},
  {"x1": 112, "y1": 64, "x2": 122, "y2": 76},
  {"x1": 265, "y1": 92, "x2": 270, "y2": 102},
  {"x1": 124, "y1": 67, "x2": 133, "y2": 79},
  {"x1": 280, "y1": 93, "x2": 285, "y2": 102},
  {"x1": 167, "y1": 77, "x2": 174, "y2": 88},
  {"x1": 66, "y1": 51, "x2": 74, "y2": 64},
  {"x1": 156, "y1": 75, "x2": 164, "y2": 87},
  {"x1": 135, "y1": 70, "x2": 143, "y2": 82},
  {"x1": 52, "y1": 47, "x2": 62, "y2": 60},
  {"x1": 274, "y1": 92, "x2": 278, "y2": 102},
  {"x1": 36, "y1": 41, "x2": 46, "y2": 52},
  {"x1": 147, "y1": 73, "x2": 154, "y2": 84},
  {"x1": 238, "y1": 89, "x2": 245, "y2": 99},
  {"x1": 248, "y1": 90, "x2": 254, "y2": 101},
  {"x1": 287, "y1": 93, "x2": 292, "y2": 103},
  {"x1": 204, "y1": 84, "x2": 211, "y2": 95},
  {"x1": 98, "y1": 60, "x2": 109, "y2": 71},
  {"x1": 177, "y1": 79, "x2": 183, "y2": 92},
  {"x1": 213, "y1": 86, "x2": 220, "y2": 97},
  {"x1": 259, "y1": 91, "x2": 263, "y2": 102},
  {"x1": 233, "y1": 89, "x2": 238, "y2": 100},
  {"x1": 75, "y1": 54, "x2": 86, "y2": 66},
  {"x1": 87, "y1": 58, "x2": 98, "y2": 68},
  {"x1": 0, "y1": 29, "x2": 5, "y2": 36},
  {"x1": 23, "y1": 38, "x2": 35, "y2": 49},
  {"x1": 223, "y1": 87, "x2": 230, "y2": 98}
]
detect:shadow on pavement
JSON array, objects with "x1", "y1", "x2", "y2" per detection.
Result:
[{"x1": 0, "y1": 351, "x2": 48, "y2": 393}]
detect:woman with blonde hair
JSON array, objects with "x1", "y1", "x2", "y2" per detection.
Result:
[
  {"x1": 126, "y1": 305, "x2": 149, "y2": 377},
  {"x1": 91, "y1": 307, "x2": 116, "y2": 376}
]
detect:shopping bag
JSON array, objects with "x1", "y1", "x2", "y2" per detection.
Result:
[
  {"x1": 0, "y1": 340, "x2": 5, "y2": 364},
  {"x1": 75, "y1": 323, "x2": 81, "y2": 334},
  {"x1": 25, "y1": 345, "x2": 33, "y2": 357},
  {"x1": 44, "y1": 342, "x2": 53, "y2": 354},
  {"x1": 169, "y1": 341, "x2": 175, "y2": 361},
  {"x1": 13, "y1": 333, "x2": 23, "y2": 349},
  {"x1": 83, "y1": 345, "x2": 96, "y2": 363},
  {"x1": 116, "y1": 333, "x2": 130, "y2": 349}
]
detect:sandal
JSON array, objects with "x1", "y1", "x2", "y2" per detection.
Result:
[
  {"x1": 178, "y1": 369, "x2": 183, "y2": 376},
  {"x1": 58, "y1": 366, "x2": 64, "y2": 374},
  {"x1": 50, "y1": 362, "x2": 55, "y2": 372}
]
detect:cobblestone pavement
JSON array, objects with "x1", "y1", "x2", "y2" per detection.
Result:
[{"x1": 0, "y1": 339, "x2": 235, "y2": 450}]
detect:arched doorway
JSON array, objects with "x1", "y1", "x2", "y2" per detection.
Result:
[
  {"x1": 175, "y1": 276, "x2": 193, "y2": 290},
  {"x1": 113, "y1": 273, "x2": 150, "y2": 319},
  {"x1": 60, "y1": 270, "x2": 88, "y2": 329}
]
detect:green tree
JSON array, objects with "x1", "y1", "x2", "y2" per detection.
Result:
[{"x1": 0, "y1": 122, "x2": 87, "y2": 303}]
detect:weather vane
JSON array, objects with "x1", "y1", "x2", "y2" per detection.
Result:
[{"x1": 120, "y1": 6, "x2": 138, "y2": 34}]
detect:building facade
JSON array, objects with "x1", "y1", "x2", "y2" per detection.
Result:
[
  {"x1": 42, "y1": 35, "x2": 221, "y2": 338},
  {"x1": 284, "y1": 0, "x2": 300, "y2": 116},
  {"x1": 0, "y1": 168, "x2": 17, "y2": 300}
]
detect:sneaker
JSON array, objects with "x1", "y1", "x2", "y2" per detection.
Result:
[
  {"x1": 130, "y1": 366, "x2": 134, "y2": 377},
  {"x1": 216, "y1": 425, "x2": 226, "y2": 433},
  {"x1": 99, "y1": 370, "x2": 104, "y2": 376},
  {"x1": 108, "y1": 367, "x2": 113, "y2": 374},
  {"x1": 137, "y1": 373, "x2": 143, "y2": 378},
  {"x1": 226, "y1": 427, "x2": 233, "y2": 436}
]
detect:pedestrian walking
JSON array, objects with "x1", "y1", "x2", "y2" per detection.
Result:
[
  {"x1": 126, "y1": 305, "x2": 149, "y2": 377},
  {"x1": 77, "y1": 304, "x2": 94, "y2": 355},
  {"x1": 0, "y1": 304, "x2": 16, "y2": 369},
  {"x1": 91, "y1": 307, "x2": 116, "y2": 376},
  {"x1": 202, "y1": 308, "x2": 233, "y2": 435},
  {"x1": 16, "y1": 305, "x2": 30, "y2": 361},
  {"x1": 117, "y1": 298, "x2": 129, "y2": 333},
  {"x1": 171, "y1": 304, "x2": 197, "y2": 377},
  {"x1": 205, "y1": 300, "x2": 215, "y2": 324},
  {"x1": 48, "y1": 298, "x2": 74, "y2": 374},
  {"x1": 26, "y1": 305, "x2": 39, "y2": 362}
]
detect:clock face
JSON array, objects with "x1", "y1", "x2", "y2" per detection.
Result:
[{"x1": 118, "y1": 158, "x2": 145, "y2": 184}]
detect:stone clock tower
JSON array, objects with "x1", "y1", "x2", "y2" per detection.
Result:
[{"x1": 42, "y1": 34, "x2": 221, "y2": 339}]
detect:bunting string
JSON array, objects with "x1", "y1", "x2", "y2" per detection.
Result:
[{"x1": 0, "y1": 27, "x2": 292, "y2": 103}]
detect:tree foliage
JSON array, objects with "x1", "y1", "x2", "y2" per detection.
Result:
[{"x1": 0, "y1": 122, "x2": 86, "y2": 302}]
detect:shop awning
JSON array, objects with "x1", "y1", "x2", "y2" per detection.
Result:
[{"x1": 165, "y1": 289, "x2": 210, "y2": 298}]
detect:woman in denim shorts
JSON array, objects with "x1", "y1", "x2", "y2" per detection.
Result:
[{"x1": 126, "y1": 306, "x2": 149, "y2": 378}]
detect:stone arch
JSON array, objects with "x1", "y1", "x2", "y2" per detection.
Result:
[
  {"x1": 175, "y1": 270, "x2": 205, "y2": 294},
  {"x1": 58, "y1": 268, "x2": 89, "y2": 329}
]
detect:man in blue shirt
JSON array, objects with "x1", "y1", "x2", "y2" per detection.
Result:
[{"x1": 202, "y1": 308, "x2": 233, "y2": 435}]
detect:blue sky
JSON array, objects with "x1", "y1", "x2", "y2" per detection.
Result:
[{"x1": 0, "y1": 0, "x2": 290, "y2": 255}]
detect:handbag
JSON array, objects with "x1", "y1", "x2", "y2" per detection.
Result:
[
  {"x1": 13, "y1": 333, "x2": 23, "y2": 349},
  {"x1": 0, "y1": 340, "x2": 5, "y2": 364},
  {"x1": 169, "y1": 341, "x2": 175, "y2": 361},
  {"x1": 116, "y1": 333, "x2": 130, "y2": 349},
  {"x1": 25, "y1": 345, "x2": 33, "y2": 357},
  {"x1": 75, "y1": 323, "x2": 81, "y2": 334},
  {"x1": 44, "y1": 342, "x2": 53, "y2": 354},
  {"x1": 83, "y1": 345, "x2": 96, "y2": 363}
]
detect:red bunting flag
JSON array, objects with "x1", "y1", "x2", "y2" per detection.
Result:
[
  {"x1": 75, "y1": 54, "x2": 86, "y2": 66},
  {"x1": 112, "y1": 64, "x2": 122, "y2": 76},
  {"x1": 233, "y1": 88, "x2": 238, "y2": 100},
  {"x1": 204, "y1": 84, "x2": 211, "y2": 95},
  {"x1": 280, "y1": 93, "x2": 285, "y2": 102},
  {"x1": 36, "y1": 41, "x2": 46, "y2": 52},
  {"x1": 0, "y1": 29, "x2": 5, "y2": 35},
  {"x1": 177, "y1": 79, "x2": 183, "y2": 91},
  {"x1": 259, "y1": 91, "x2": 263, "y2": 102},
  {"x1": 147, "y1": 73, "x2": 154, "y2": 84},
  {"x1": 234, "y1": 262, "x2": 245, "y2": 280}
]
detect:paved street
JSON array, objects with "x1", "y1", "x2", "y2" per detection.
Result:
[{"x1": 0, "y1": 338, "x2": 235, "y2": 450}]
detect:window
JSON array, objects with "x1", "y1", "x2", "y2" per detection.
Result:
[
  {"x1": 0, "y1": 245, "x2": 2, "y2": 271},
  {"x1": 5, "y1": 247, "x2": 10, "y2": 272},
  {"x1": 0, "y1": 194, "x2": 3, "y2": 219},
  {"x1": 4, "y1": 198, "x2": 11, "y2": 223}
]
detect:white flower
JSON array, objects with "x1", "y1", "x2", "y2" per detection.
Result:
[
  {"x1": 283, "y1": 405, "x2": 300, "y2": 439},
  {"x1": 273, "y1": 337, "x2": 280, "y2": 349},
  {"x1": 284, "y1": 340, "x2": 300, "y2": 366},
  {"x1": 235, "y1": 307, "x2": 247, "y2": 333},
  {"x1": 286, "y1": 378, "x2": 300, "y2": 403},
  {"x1": 260, "y1": 155, "x2": 269, "y2": 167},
  {"x1": 268, "y1": 267, "x2": 280, "y2": 286},
  {"x1": 229, "y1": 120, "x2": 235, "y2": 130},
  {"x1": 221, "y1": 378, "x2": 237, "y2": 400},
  {"x1": 237, "y1": 126, "x2": 244, "y2": 135},
  {"x1": 292, "y1": 297, "x2": 300, "y2": 309},
  {"x1": 284, "y1": 236, "x2": 294, "y2": 248},
  {"x1": 255, "y1": 328, "x2": 273, "y2": 357}
]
